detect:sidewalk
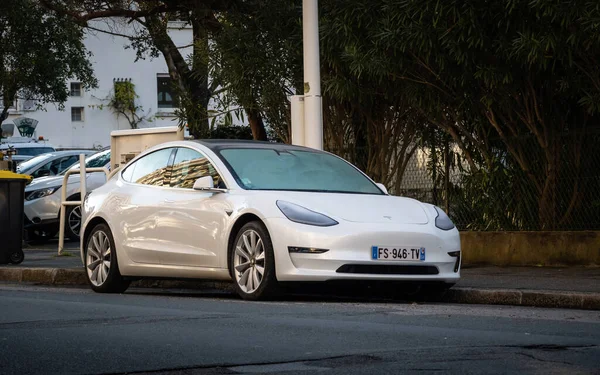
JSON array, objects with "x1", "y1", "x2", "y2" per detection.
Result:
[{"x1": 2, "y1": 241, "x2": 599, "y2": 310}]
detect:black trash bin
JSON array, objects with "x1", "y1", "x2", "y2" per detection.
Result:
[{"x1": 0, "y1": 171, "x2": 32, "y2": 265}]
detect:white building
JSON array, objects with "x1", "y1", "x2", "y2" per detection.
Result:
[{"x1": 3, "y1": 20, "x2": 194, "y2": 149}]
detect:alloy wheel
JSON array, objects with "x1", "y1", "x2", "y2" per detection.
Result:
[
  {"x1": 86, "y1": 230, "x2": 112, "y2": 286},
  {"x1": 69, "y1": 206, "x2": 82, "y2": 236},
  {"x1": 233, "y1": 229, "x2": 266, "y2": 294}
]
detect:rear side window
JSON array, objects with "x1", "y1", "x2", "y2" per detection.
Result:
[{"x1": 122, "y1": 148, "x2": 173, "y2": 186}]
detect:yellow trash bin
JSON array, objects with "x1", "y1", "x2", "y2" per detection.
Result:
[{"x1": 0, "y1": 171, "x2": 32, "y2": 264}]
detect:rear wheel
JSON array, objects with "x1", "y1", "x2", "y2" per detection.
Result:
[
  {"x1": 230, "y1": 221, "x2": 279, "y2": 300},
  {"x1": 84, "y1": 223, "x2": 130, "y2": 293},
  {"x1": 9, "y1": 250, "x2": 24, "y2": 265}
]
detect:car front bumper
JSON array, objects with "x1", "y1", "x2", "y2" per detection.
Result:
[
  {"x1": 23, "y1": 192, "x2": 62, "y2": 224},
  {"x1": 265, "y1": 218, "x2": 461, "y2": 283}
]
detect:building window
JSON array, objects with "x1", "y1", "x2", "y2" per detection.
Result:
[
  {"x1": 157, "y1": 75, "x2": 177, "y2": 109},
  {"x1": 71, "y1": 107, "x2": 84, "y2": 122},
  {"x1": 70, "y1": 82, "x2": 82, "y2": 97}
]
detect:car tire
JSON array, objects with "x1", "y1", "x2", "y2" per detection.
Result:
[
  {"x1": 27, "y1": 228, "x2": 58, "y2": 244},
  {"x1": 84, "y1": 223, "x2": 130, "y2": 293},
  {"x1": 65, "y1": 204, "x2": 82, "y2": 241},
  {"x1": 9, "y1": 250, "x2": 24, "y2": 265},
  {"x1": 230, "y1": 221, "x2": 279, "y2": 301}
]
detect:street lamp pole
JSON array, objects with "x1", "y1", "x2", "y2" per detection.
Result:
[{"x1": 301, "y1": 0, "x2": 323, "y2": 150}]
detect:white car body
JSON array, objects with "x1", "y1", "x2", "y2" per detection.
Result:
[{"x1": 81, "y1": 141, "x2": 461, "y2": 293}]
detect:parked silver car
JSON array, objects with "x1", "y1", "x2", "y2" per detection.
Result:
[
  {"x1": 16, "y1": 150, "x2": 95, "y2": 178},
  {"x1": 24, "y1": 149, "x2": 111, "y2": 243}
]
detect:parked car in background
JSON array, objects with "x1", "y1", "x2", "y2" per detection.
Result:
[
  {"x1": 0, "y1": 141, "x2": 56, "y2": 164},
  {"x1": 24, "y1": 149, "x2": 111, "y2": 243},
  {"x1": 16, "y1": 150, "x2": 95, "y2": 178},
  {"x1": 81, "y1": 140, "x2": 461, "y2": 300}
]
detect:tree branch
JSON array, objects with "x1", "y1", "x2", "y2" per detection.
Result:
[{"x1": 39, "y1": 0, "x2": 171, "y2": 24}]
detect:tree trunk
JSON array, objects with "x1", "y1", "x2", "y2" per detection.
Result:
[
  {"x1": 0, "y1": 107, "x2": 9, "y2": 125},
  {"x1": 538, "y1": 136, "x2": 559, "y2": 230},
  {"x1": 145, "y1": 13, "x2": 210, "y2": 139},
  {"x1": 188, "y1": 11, "x2": 210, "y2": 138},
  {"x1": 246, "y1": 108, "x2": 268, "y2": 141},
  {"x1": 353, "y1": 111, "x2": 368, "y2": 172}
]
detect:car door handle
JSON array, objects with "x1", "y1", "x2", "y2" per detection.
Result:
[{"x1": 164, "y1": 199, "x2": 174, "y2": 204}]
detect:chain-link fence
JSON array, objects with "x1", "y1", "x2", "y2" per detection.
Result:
[{"x1": 327, "y1": 128, "x2": 600, "y2": 231}]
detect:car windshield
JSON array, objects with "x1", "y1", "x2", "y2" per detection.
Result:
[
  {"x1": 63, "y1": 150, "x2": 110, "y2": 174},
  {"x1": 15, "y1": 153, "x2": 54, "y2": 173},
  {"x1": 219, "y1": 148, "x2": 383, "y2": 195}
]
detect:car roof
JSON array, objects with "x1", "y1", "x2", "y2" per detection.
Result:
[
  {"x1": 44, "y1": 150, "x2": 94, "y2": 156},
  {"x1": 194, "y1": 139, "x2": 323, "y2": 153},
  {"x1": 0, "y1": 142, "x2": 55, "y2": 148}
]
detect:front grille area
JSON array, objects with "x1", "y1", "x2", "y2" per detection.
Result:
[{"x1": 336, "y1": 264, "x2": 439, "y2": 275}]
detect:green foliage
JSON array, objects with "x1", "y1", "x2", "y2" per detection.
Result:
[
  {"x1": 0, "y1": 0, "x2": 96, "y2": 124},
  {"x1": 208, "y1": 125, "x2": 253, "y2": 140},
  {"x1": 89, "y1": 80, "x2": 151, "y2": 129},
  {"x1": 110, "y1": 81, "x2": 136, "y2": 114},
  {"x1": 318, "y1": 0, "x2": 600, "y2": 229},
  {"x1": 208, "y1": 0, "x2": 303, "y2": 142},
  {"x1": 107, "y1": 81, "x2": 151, "y2": 129}
]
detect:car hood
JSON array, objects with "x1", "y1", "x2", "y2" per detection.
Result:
[
  {"x1": 272, "y1": 192, "x2": 429, "y2": 224},
  {"x1": 25, "y1": 175, "x2": 79, "y2": 191}
]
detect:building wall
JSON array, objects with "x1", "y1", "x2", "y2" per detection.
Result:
[{"x1": 5, "y1": 21, "x2": 193, "y2": 149}]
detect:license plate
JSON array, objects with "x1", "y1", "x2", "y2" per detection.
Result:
[{"x1": 371, "y1": 246, "x2": 425, "y2": 261}]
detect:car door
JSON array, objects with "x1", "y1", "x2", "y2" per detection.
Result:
[
  {"x1": 158, "y1": 146, "x2": 232, "y2": 268},
  {"x1": 117, "y1": 147, "x2": 176, "y2": 264}
]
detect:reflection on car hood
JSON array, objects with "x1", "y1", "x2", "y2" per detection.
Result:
[{"x1": 274, "y1": 192, "x2": 429, "y2": 224}]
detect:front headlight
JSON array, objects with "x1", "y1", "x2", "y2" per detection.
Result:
[
  {"x1": 276, "y1": 201, "x2": 338, "y2": 227},
  {"x1": 26, "y1": 186, "x2": 61, "y2": 201},
  {"x1": 434, "y1": 206, "x2": 455, "y2": 230}
]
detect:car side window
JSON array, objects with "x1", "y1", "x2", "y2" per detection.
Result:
[
  {"x1": 56, "y1": 155, "x2": 78, "y2": 174},
  {"x1": 32, "y1": 157, "x2": 66, "y2": 177},
  {"x1": 170, "y1": 147, "x2": 223, "y2": 189},
  {"x1": 32, "y1": 161, "x2": 53, "y2": 177},
  {"x1": 126, "y1": 148, "x2": 173, "y2": 186}
]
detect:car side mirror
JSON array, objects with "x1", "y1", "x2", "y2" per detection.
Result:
[
  {"x1": 37, "y1": 169, "x2": 50, "y2": 177},
  {"x1": 376, "y1": 183, "x2": 388, "y2": 195},
  {"x1": 193, "y1": 176, "x2": 228, "y2": 193}
]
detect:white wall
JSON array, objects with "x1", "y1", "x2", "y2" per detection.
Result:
[{"x1": 6, "y1": 20, "x2": 193, "y2": 149}]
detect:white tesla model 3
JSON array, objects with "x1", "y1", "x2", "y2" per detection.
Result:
[{"x1": 81, "y1": 140, "x2": 461, "y2": 300}]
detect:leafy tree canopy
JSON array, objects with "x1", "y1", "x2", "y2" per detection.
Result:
[{"x1": 0, "y1": 0, "x2": 96, "y2": 125}]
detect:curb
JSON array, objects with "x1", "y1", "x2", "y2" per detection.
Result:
[
  {"x1": 1, "y1": 267, "x2": 599, "y2": 310},
  {"x1": 441, "y1": 287, "x2": 600, "y2": 310}
]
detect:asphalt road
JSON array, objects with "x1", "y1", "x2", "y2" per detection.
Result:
[{"x1": 1, "y1": 285, "x2": 599, "y2": 375}]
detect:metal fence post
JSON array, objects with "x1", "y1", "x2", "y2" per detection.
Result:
[{"x1": 58, "y1": 154, "x2": 86, "y2": 255}]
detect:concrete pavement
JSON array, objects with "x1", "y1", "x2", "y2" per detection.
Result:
[{"x1": 2, "y1": 240, "x2": 599, "y2": 310}]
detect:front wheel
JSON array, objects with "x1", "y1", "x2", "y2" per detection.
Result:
[
  {"x1": 84, "y1": 223, "x2": 130, "y2": 293},
  {"x1": 65, "y1": 204, "x2": 82, "y2": 241},
  {"x1": 230, "y1": 221, "x2": 279, "y2": 301}
]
